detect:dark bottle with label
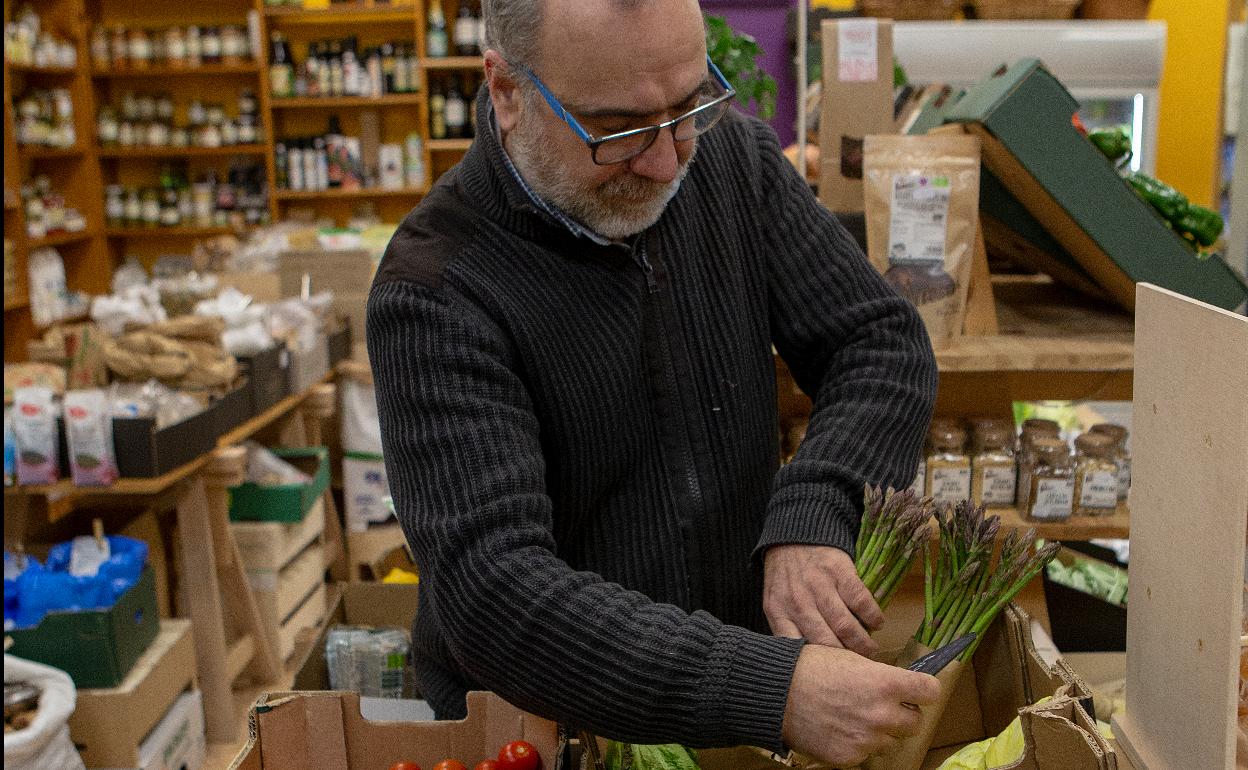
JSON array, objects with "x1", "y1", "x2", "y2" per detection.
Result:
[
  {"x1": 429, "y1": 81, "x2": 447, "y2": 140},
  {"x1": 455, "y1": 1, "x2": 478, "y2": 57},
  {"x1": 445, "y1": 76, "x2": 467, "y2": 139},
  {"x1": 269, "y1": 32, "x2": 294, "y2": 98},
  {"x1": 427, "y1": 3, "x2": 448, "y2": 58}
]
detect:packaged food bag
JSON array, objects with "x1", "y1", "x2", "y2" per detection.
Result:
[
  {"x1": 12, "y1": 387, "x2": 59, "y2": 485},
  {"x1": 64, "y1": 389, "x2": 118, "y2": 486}
]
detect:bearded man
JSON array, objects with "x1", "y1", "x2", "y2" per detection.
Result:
[{"x1": 367, "y1": 0, "x2": 940, "y2": 765}]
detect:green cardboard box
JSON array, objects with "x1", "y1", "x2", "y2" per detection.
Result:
[
  {"x1": 945, "y1": 59, "x2": 1248, "y2": 311},
  {"x1": 6, "y1": 567, "x2": 160, "y2": 689},
  {"x1": 228, "y1": 446, "x2": 330, "y2": 523}
]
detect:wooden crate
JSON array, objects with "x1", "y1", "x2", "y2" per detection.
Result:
[
  {"x1": 277, "y1": 582, "x2": 329, "y2": 662},
  {"x1": 232, "y1": 497, "x2": 325, "y2": 572},
  {"x1": 248, "y1": 541, "x2": 327, "y2": 662}
]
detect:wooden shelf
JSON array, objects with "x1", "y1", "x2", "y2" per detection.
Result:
[
  {"x1": 274, "y1": 186, "x2": 427, "y2": 200},
  {"x1": 97, "y1": 144, "x2": 268, "y2": 158},
  {"x1": 428, "y1": 138, "x2": 473, "y2": 151},
  {"x1": 271, "y1": 94, "x2": 424, "y2": 108},
  {"x1": 6, "y1": 62, "x2": 77, "y2": 76},
  {"x1": 4, "y1": 296, "x2": 30, "y2": 312},
  {"x1": 422, "y1": 56, "x2": 482, "y2": 71},
  {"x1": 92, "y1": 63, "x2": 261, "y2": 78},
  {"x1": 28, "y1": 229, "x2": 94, "y2": 249},
  {"x1": 263, "y1": 4, "x2": 416, "y2": 23},
  {"x1": 18, "y1": 145, "x2": 84, "y2": 160},
  {"x1": 106, "y1": 226, "x2": 234, "y2": 238},
  {"x1": 995, "y1": 500, "x2": 1130, "y2": 541}
]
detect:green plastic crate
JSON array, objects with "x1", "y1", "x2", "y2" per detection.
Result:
[
  {"x1": 228, "y1": 446, "x2": 330, "y2": 523},
  {"x1": 6, "y1": 567, "x2": 160, "y2": 689}
]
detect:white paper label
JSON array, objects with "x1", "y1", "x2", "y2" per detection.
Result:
[
  {"x1": 837, "y1": 19, "x2": 879, "y2": 82},
  {"x1": 1030, "y1": 478, "x2": 1074, "y2": 521},
  {"x1": 1079, "y1": 470, "x2": 1118, "y2": 509},
  {"x1": 446, "y1": 99, "x2": 467, "y2": 128},
  {"x1": 1116, "y1": 458, "x2": 1131, "y2": 498},
  {"x1": 979, "y1": 465, "x2": 1017, "y2": 506},
  {"x1": 888, "y1": 174, "x2": 951, "y2": 265},
  {"x1": 909, "y1": 459, "x2": 925, "y2": 497},
  {"x1": 69, "y1": 535, "x2": 110, "y2": 578},
  {"x1": 931, "y1": 466, "x2": 970, "y2": 504}
]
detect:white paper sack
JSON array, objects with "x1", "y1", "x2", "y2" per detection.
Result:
[
  {"x1": 91, "y1": 285, "x2": 167, "y2": 336},
  {"x1": 341, "y1": 378, "x2": 383, "y2": 456},
  {"x1": 3, "y1": 655, "x2": 87, "y2": 770},
  {"x1": 245, "y1": 441, "x2": 310, "y2": 486}
]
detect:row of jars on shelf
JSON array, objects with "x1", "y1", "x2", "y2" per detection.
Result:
[
  {"x1": 22, "y1": 176, "x2": 87, "y2": 240},
  {"x1": 91, "y1": 24, "x2": 252, "y2": 70},
  {"x1": 97, "y1": 91, "x2": 262, "y2": 149},
  {"x1": 13, "y1": 89, "x2": 75, "y2": 148},
  {"x1": 5, "y1": 7, "x2": 77, "y2": 69},
  {"x1": 104, "y1": 168, "x2": 269, "y2": 230}
]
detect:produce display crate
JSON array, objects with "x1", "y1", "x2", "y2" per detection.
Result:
[
  {"x1": 945, "y1": 59, "x2": 1248, "y2": 311},
  {"x1": 249, "y1": 541, "x2": 328, "y2": 664},
  {"x1": 113, "y1": 401, "x2": 223, "y2": 478},
  {"x1": 973, "y1": 0, "x2": 1079, "y2": 18},
  {"x1": 5, "y1": 567, "x2": 160, "y2": 688},
  {"x1": 228, "y1": 446, "x2": 330, "y2": 523},
  {"x1": 292, "y1": 581, "x2": 420, "y2": 692},
  {"x1": 1042, "y1": 543, "x2": 1128, "y2": 653},
  {"x1": 68, "y1": 619, "x2": 199, "y2": 769},
  {"x1": 346, "y1": 522, "x2": 408, "y2": 581},
  {"x1": 276, "y1": 582, "x2": 329, "y2": 662},
  {"x1": 233, "y1": 497, "x2": 327, "y2": 572},
  {"x1": 238, "y1": 342, "x2": 291, "y2": 414},
  {"x1": 860, "y1": 0, "x2": 961, "y2": 19}
]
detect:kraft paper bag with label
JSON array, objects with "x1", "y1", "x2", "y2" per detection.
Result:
[{"x1": 863, "y1": 134, "x2": 981, "y2": 350}]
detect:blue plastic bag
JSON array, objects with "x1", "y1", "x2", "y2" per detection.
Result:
[{"x1": 6, "y1": 536, "x2": 148, "y2": 630}]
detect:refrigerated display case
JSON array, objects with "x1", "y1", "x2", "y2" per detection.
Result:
[{"x1": 894, "y1": 21, "x2": 1166, "y2": 174}]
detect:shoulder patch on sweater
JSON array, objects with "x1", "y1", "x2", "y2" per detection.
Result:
[{"x1": 373, "y1": 178, "x2": 479, "y2": 290}]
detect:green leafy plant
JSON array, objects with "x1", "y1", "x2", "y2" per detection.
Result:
[{"x1": 705, "y1": 14, "x2": 777, "y2": 120}]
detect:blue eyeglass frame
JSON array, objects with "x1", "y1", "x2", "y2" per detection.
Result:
[{"x1": 515, "y1": 55, "x2": 737, "y2": 165}]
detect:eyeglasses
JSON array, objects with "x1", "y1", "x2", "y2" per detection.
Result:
[{"x1": 515, "y1": 55, "x2": 737, "y2": 165}]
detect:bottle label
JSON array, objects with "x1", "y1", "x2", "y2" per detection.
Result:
[
  {"x1": 1079, "y1": 470, "x2": 1118, "y2": 509},
  {"x1": 888, "y1": 173, "x2": 951, "y2": 266},
  {"x1": 979, "y1": 465, "x2": 1016, "y2": 506},
  {"x1": 1030, "y1": 478, "x2": 1074, "y2": 521},
  {"x1": 455, "y1": 21, "x2": 476, "y2": 47},
  {"x1": 428, "y1": 31, "x2": 448, "y2": 58},
  {"x1": 446, "y1": 99, "x2": 466, "y2": 129},
  {"x1": 930, "y1": 466, "x2": 970, "y2": 504}
]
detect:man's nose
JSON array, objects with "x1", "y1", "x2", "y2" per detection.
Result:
[{"x1": 628, "y1": 128, "x2": 679, "y2": 184}]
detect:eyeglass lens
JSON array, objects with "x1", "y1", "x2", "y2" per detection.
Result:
[{"x1": 592, "y1": 97, "x2": 731, "y2": 165}]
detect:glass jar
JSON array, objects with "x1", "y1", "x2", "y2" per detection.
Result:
[
  {"x1": 205, "y1": 103, "x2": 226, "y2": 126},
  {"x1": 220, "y1": 119, "x2": 239, "y2": 146},
  {"x1": 198, "y1": 122, "x2": 222, "y2": 148},
  {"x1": 165, "y1": 27, "x2": 187, "y2": 67},
  {"x1": 118, "y1": 120, "x2": 136, "y2": 146},
  {"x1": 1026, "y1": 437, "x2": 1075, "y2": 522},
  {"x1": 238, "y1": 89, "x2": 258, "y2": 117},
  {"x1": 159, "y1": 188, "x2": 180, "y2": 226},
  {"x1": 121, "y1": 90, "x2": 140, "y2": 121},
  {"x1": 1090, "y1": 423, "x2": 1131, "y2": 502},
  {"x1": 972, "y1": 426, "x2": 1016, "y2": 508},
  {"x1": 96, "y1": 107, "x2": 120, "y2": 145},
  {"x1": 128, "y1": 28, "x2": 152, "y2": 67},
  {"x1": 140, "y1": 188, "x2": 161, "y2": 227},
  {"x1": 237, "y1": 114, "x2": 257, "y2": 144},
  {"x1": 1073, "y1": 433, "x2": 1119, "y2": 516},
  {"x1": 1015, "y1": 422, "x2": 1062, "y2": 510},
  {"x1": 156, "y1": 94, "x2": 174, "y2": 122},
  {"x1": 170, "y1": 127, "x2": 190, "y2": 147},
  {"x1": 91, "y1": 27, "x2": 110, "y2": 65},
  {"x1": 146, "y1": 120, "x2": 169, "y2": 146},
  {"x1": 191, "y1": 183, "x2": 214, "y2": 227},
  {"x1": 137, "y1": 93, "x2": 157, "y2": 121},
  {"x1": 177, "y1": 188, "x2": 193, "y2": 221},
  {"x1": 111, "y1": 26, "x2": 129, "y2": 67},
  {"x1": 105, "y1": 185, "x2": 125, "y2": 227},
  {"x1": 124, "y1": 188, "x2": 142, "y2": 225},
  {"x1": 185, "y1": 26, "x2": 202, "y2": 66},
  {"x1": 925, "y1": 427, "x2": 970, "y2": 505},
  {"x1": 201, "y1": 26, "x2": 222, "y2": 64},
  {"x1": 221, "y1": 25, "x2": 246, "y2": 63},
  {"x1": 187, "y1": 99, "x2": 206, "y2": 127}
]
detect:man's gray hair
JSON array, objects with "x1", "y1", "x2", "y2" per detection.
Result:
[{"x1": 482, "y1": 0, "x2": 649, "y2": 67}]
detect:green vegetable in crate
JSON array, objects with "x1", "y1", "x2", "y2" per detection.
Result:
[
  {"x1": 855, "y1": 485, "x2": 934, "y2": 611},
  {"x1": 1125, "y1": 172, "x2": 1189, "y2": 224},
  {"x1": 603, "y1": 742, "x2": 701, "y2": 770},
  {"x1": 1175, "y1": 204, "x2": 1224, "y2": 248},
  {"x1": 1087, "y1": 127, "x2": 1132, "y2": 164}
]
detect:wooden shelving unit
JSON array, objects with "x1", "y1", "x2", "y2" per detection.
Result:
[
  {"x1": 428, "y1": 137, "x2": 472, "y2": 151},
  {"x1": 96, "y1": 144, "x2": 269, "y2": 158},
  {"x1": 422, "y1": 56, "x2": 481, "y2": 70},
  {"x1": 27, "y1": 229, "x2": 95, "y2": 249},
  {"x1": 270, "y1": 94, "x2": 424, "y2": 108},
  {"x1": 105, "y1": 226, "x2": 236, "y2": 238},
  {"x1": 6, "y1": 63, "x2": 78, "y2": 77},
  {"x1": 92, "y1": 63, "x2": 261, "y2": 78},
  {"x1": 16, "y1": 145, "x2": 86, "y2": 159},
  {"x1": 272, "y1": 185, "x2": 427, "y2": 200},
  {"x1": 263, "y1": 4, "x2": 418, "y2": 24}
]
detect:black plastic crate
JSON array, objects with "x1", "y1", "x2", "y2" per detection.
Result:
[
  {"x1": 238, "y1": 343, "x2": 290, "y2": 414},
  {"x1": 1042, "y1": 541, "x2": 1127, "y2": 653},
  {"x1": 113, "y1": 401, "x2": 222, "y2": 478}
]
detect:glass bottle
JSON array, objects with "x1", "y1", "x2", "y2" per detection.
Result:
[
  {"x1": 105, "y1": 184, "x2": 125, "y2": 227},
  {"x1": 269, "y1": 33, "x2": 294, "y2": 99},
  {"x1": 427, "y1": 3, "x2": 448, "y2": 58},
  {"x1": 124, "y1": 187, "x2": 142, "y2": 226},
  {"x1": 97, "y1": 106, "x2": 120, "y2": 145},
  {"x1": 1015, "y1": 421, "x2": 1061, "y2": 510},
  {"x1": 222, "y1": 25, "x2": 246, "y2": 64},
  {"x1": 429, "y1": 82, "x2": 447, "y2": 140},
  {"x1": 201, "y1": 26, "x2": 222, "y2": 64},
  {"x1": 971, "y1": 426, "x2": 1016, "y2": 508},
  {"x1": 1026, "y1": 437, "x2": 1074, "y2": 522},
  {"x1": 111, "y1": 26, "x2": 129, "y2": 67},
  {"x1": 925, "y1": 427, "x2": 970, "y2": 506},
  {"x1": 128, "y1": 28, "x2": 152, "y2": 68},
  {"x1": 185, "y1": 25, "x2": 202, "y2": 66},
  {"x1": 445, "y1": 76, "x2": 467, "y2": 139},
  {"x1": 455, "y1": 1, "x2": 478, "y2": 57},
  {"x1": 165, "y1": 27, "x2": 187, "y2": 68},
  {"x1": 140, "y1": 188, "x2": 161, "y2": 227},
  {"x1": 159, "y1": 187, "x2": 180, "y2": 227},
  {"x1": 1090, "y1": 423, "x2": 1131, "y2": 502},
  {"x1": 91, "y1": 26, "x2": 110, "y2": 66},
  {"x1": 1073, "y1": 433, "x2": 1119, "y2": 516}
]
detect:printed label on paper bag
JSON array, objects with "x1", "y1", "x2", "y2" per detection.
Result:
[
  {"x1": 837, "y1": 19, "x2": 879, "y2": 82},
  {"x1": 931, "y1": 466, "x2": 970, "y2": 504},
  {"x1": 980, "y1": 466, "x2": 1017, "y2": 506},
  {"x1": 1079, "y1": 470, "x2": 1118, "y2": 509},
  {"x1": 889, "y1": 174, "x2": 951, "y2": 265},
  {"x1": 1117, "y1": 458, "x2": 1131, "y2": 498},
  {"x1": 1031, "y1": 478, "x2": 1074, "y2": 521}
]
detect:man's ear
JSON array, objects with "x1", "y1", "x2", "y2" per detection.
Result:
[{"x1": 484, "y1": 49, "x2": 523, "y2": 133}]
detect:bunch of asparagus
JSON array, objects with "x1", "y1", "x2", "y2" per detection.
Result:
[
  {"x1": 855, "y1": 485, "x2": 935, "y2": 611},
  {"x1": 916, "y1": 501, "x2": 1061, "y2": 659}
]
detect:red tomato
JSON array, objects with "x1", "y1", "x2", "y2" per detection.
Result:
[
  {"x1": 475, "y1": 762, "x2": 499, "y2": 770},
  {"x1": 431, "y1": 761, "x2": 468, "y2": 770},
  {"x1": 497, "y1": 740, "x2": 540, "y2": 770},
  {"x1": 389, "y1": 763, "x2": 422, "y2": 770}
]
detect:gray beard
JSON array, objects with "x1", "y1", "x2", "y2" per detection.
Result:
[{"x1": 507, "y1": 118, "x2": 695, "y2": 241}]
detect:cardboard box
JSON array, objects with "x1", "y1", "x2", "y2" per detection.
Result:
[
  {"x1": 1042, "y1": 543, "x2": 1127, "y2": 652},
  {"x1": 346, "y1": 522, "x2": 407, "y2": 581},
  {"x1": 113, "y1": 402, "x2": 223, "y2": 478},
  {"x1": 68, "y1": 619, "x2": 197, "y2": 768},
  {"x1": 278, "y1": 249, "x2": 375, "y2": 299},
  {"x1": 343, "y1": 454, "x2": 392, "y2": 532},
  {"x1": 229, "y1": 447, "x2": 331, "y2": 523},
  {"x1": 228, "y1": 690, "x2": 560, "y2": 770},
  {"x1": 945, "y1": 59, "x2": 1248, "y2": 311},
  {"x1": 136, "y1": 689, "x2": 207, "y2": 770},
  {"x1": 237, "y1": 343, "x2": 291, "y2": 415},
  {"x1": 291, "y1": 581, "x2": 420, "y2": 692},
  {"x1": 6, "y1": 567, "x2": 160, "y2": 688},
  {"x1": 818, "y1": 18, "x2": 895, "y2": 213}
]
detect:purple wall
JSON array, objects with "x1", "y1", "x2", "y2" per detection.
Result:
[{"x1": 702, "y1": 0, "x2": 798, "y2": 146}]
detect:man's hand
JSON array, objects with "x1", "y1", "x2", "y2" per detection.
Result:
[
  {"x1": 782, "y1": 644, "x2": 941, "y2": 766},
  {"x1": 764, "y1": 544, "x2": 884, "y2": 657}
]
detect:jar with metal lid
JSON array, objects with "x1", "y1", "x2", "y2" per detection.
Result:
[
  {"x1": 140, "y1": 188, "x2": 160, "y2": 227},
  {"x1": 156, "y1": 94, "x2": 174, "y2": 122},
  {"x1": 111, "y1": 26, "x2": 129, "y2": 67},
  {"x1": 1015, "y1": 421, "x2": 1062, "y2": 510},
  {"x1": 124, "y1": 188, "x2": 142, "y2": 225},
  {"x1": 146, "y1": 120, "x2": 169, "y2": 146},
  {"x1": 165, "y1": 27, "x2": 187, "y2": 67},
  {"x1": 238, "y1": 89, "x2": 258, "y2": 117},
  {"x1": 237, "y1": 114, "x2": 257, "y2": 144},
  {"x1": 91, "y1": 27, "x2": 110, "y2": 65},
  {"x1": 1025, "y1": 438, "x2": 1074, "y2": 522},
  {"x1": 117, "y1": 120, "x2": 136, "y2": 146},
  {"x1": 187, "y1": 99, "x2": 207, "y2": 127},
  {"x1": 972, "y1": 426, "x2": 1016, "y2": 508},
  {"x1": 185, "y1": 26, "x2": 202, "y2": 65},
  {"x1": 201, "y1": 26, "x2": 222, "y2": 63},
  {"x1": 220, "y1": 119, "x2": 239, "y2": 146},
  {"x1": 137, "y1": 93, "x2": 157, "y2": 121},
  {"x1": 198, "y1": 122, "x2": 222, "y2": 148},
  {"x1": 159, "y1": 188, "x2": 180, "y2": 226},
  {"x1": 128, "y1": 28, "x2": 152, "y2": 67},
  {"x1": 205, "y1": 103, "x2": 226, "y2": 126},
  {"x1": 925, "y1": 427, "x2": 970, "y2": 505},
  {"x1": 96, "y1": 107, "x2": 120, "y2": 145},
  {"x1": 221, "y1": 26, "x2": 247, "y2": 63},
  {"x1": 170, "y1": 127, "x2": 190, "y2": 147},
  {"x1": 105, "y1": 185, "x2": 125, "y2": 227},
  {"x1": 1073, "y1": 433, "x2": 1118, "y2": 516},
  {"x1": 1089, "y1": 423, "x2": 1131, "y2": 501}
]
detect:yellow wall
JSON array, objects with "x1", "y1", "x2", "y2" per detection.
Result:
[{"x1": 1149, "y1": 0, "x2": 1233, "y2": 206}]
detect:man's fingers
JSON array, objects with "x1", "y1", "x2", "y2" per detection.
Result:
[
  {"x1": 769, "y1": 613, "x2": 803, "y2": 640},
  {"x1": 842, "y1": 572, "x2": 885, "y2": 632},
  {"x1": 816, "y1": 591, "x2": 878, "y2": 657}
]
